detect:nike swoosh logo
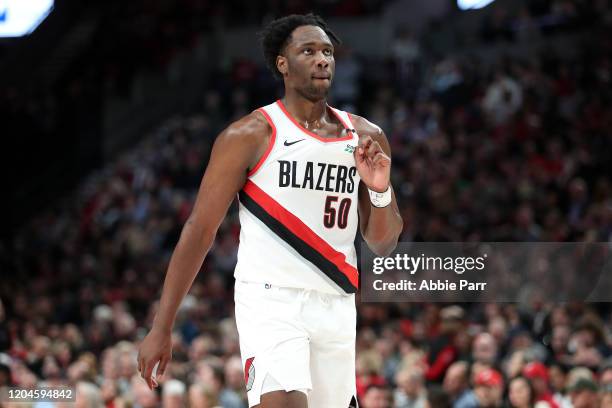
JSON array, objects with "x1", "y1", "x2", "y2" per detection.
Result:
[{"x1": 283, "y1": 139, "x2": 305, "y2": 146}]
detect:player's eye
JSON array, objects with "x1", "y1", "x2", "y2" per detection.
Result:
[
  {"x1": 324, "y1": 49, "x2": 332, "y2": 56},
  {"x1": 303, "y1": 48, "x2": 312, "y2": 55}
]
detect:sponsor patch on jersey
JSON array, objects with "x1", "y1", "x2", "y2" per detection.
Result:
[{"x1": 344, "y1": 144, "x2": 356, "y2": 153}]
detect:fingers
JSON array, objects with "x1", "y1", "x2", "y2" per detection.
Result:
[
  {"x1": 356, "y1": 141, "x2": 387, "y2": 170},
  {"x1": 358, "y1": 135, "x2": 382, "y2": 159},
  {"x1": 157, "y1": 354, "x2": 170, "y2": 380},
  {"x1": 143, "y1": 360, "x2": 156, "y2": 390},
  {"x1": 139, "y1": 352, "x2": 159, "y2": 390},
  {"x1": 359, "y1": 135, "x2": 373, "y2": 151},
  {"x1": 357, "y1": 136, "x2": 372, "y2": 157},
  {"x1": 367, "y1": 141, "x2": 382, "y2": 158},
  {"x1": 372, "y1": 152, "x2": 390, "y2": 167},
  {"x1": 137, "y1": 355, "x2": 143, "y2": 375}
]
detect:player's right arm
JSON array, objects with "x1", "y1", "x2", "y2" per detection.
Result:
[{"x1": 137, "y1": 111, "x2": 270, "y2": 389}]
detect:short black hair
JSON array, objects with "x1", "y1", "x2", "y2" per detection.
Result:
[
  {"x1": 426, "y1": 386, "x2": 452, "y2": 408},
  {"x1": 259, "y1": 13, "x2": 341, "y2": 79}
]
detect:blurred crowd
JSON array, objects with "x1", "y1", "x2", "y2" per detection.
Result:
[
  {"x1": 478, "y1": 0, "x2": 610, "y2": 43},
  {"x1": 3, "y1": 0, "x2": 612, "y2": 407},
  {"x1": 0, "y1": 0, "x2": 391, "y2": 233}
]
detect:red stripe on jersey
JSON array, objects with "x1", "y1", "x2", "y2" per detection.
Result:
[{"x1": 242, "y1": 179, "x2": 359, "y2": 288}]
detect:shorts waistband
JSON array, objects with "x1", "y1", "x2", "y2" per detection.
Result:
[{"x1": 235, "y1": 280, "x2": 352, "y2": 299}]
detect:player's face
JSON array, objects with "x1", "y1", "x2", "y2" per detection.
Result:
[{"x1": 278, "y1": 25, "x2": 335, "y2": 101}]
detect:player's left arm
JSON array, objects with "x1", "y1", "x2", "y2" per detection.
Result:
[{"x1": 350, "y1": 114, "x2": 403, "y2": 256}]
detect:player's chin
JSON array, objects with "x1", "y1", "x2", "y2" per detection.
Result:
[
  {"x1": 316, "y1": 86, "x2": 330, "y2": 97},
  {"x1": 304, "y1": 86, "x2": 330, "y2": 100}
]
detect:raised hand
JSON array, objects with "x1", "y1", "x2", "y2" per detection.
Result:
[{"x1": 354, "y1": 134, "x2": 391, "y2": 192}]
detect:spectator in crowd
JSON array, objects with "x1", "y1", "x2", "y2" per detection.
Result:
[
  {"x1": 548, "y1": 363, "x2": 572, "y2": 408},
  {"x1": 425, "y1": 306, "x2": 464, "y2": 382},
  {"x1": 508, "y1": 376, "x2": 536, "y2": 408},
  {"x1": 394, "y1": 366, "x2": 427, "y2": 408},
  {"x1": 391, "y1": 28, "x2": 421, "y2": 98},
  {"x1": 481, "y1": 71, "x2": 523, "y2": 126},
  {"x1": 566, "y1": 366, "x2": 597, "y2": 391},
  {"x1": 600, "y1": 363, "x2": 612, "y2": 408},
  {"x1": 473, "y1": 368, "x2": 504, "y2": 408},
  {"x1": 0, "y1": 363, "x2": 11, "y2": 387},
  {"x1": 219, "y1": 355, "x2": 247, "y2": 408},
  {"x1": 75, "y1": 381, "x2": 104, "y2": 408},
  {"x1": 100, "y1": 378, "x2": 127, "y2": 407},
  {"x1": 193, "y1": 358, "x2": 224, "y2": 399},
  {"x1": 549, "y1": 325, "x2": 572, "y2": 365},
  {"x1": 600, "y1": 360, "x2": 612, "y2": 387},
  {"x1": 362, "y1": 383, "x2": 393, "y2": 408},
  {"x1": 472, "y1": 333, "x2": 498, "y2": 368},
  {"x1": 424, "y1": 386, "x2": 452, "y2": 408},
  {"x1": 567, "y1": 377, "x2": 600, "y2": 408},
  {"x1": 523, "y1": 361, "x2": 560, "y2": 408},
  {"x1": 189, "y1": 382, "x2": 221, "y2": 408},
  {"x1": 357, "y1": 350, "x2": 387, "y2": 400},
  {"x1": 443, "y1": 361, "x2": 478, "y2": 408},
  {"x1": 602, "y1": 389, "x2": 612, "y2": 408},
  {"x1": 570, "y1": 318, "x2": 608, "y2": 369},
  {"x1": 162, "y1": 379, "x2": 187, "y2": 408},
  {"x1": 131, "y1": 375, "x2": 159, "y2": 407}
]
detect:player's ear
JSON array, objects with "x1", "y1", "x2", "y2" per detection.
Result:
[{"x1": 276, "y1": 55, "x2": 288, "y2": 77}]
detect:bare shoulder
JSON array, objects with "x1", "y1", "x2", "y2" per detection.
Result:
[
  {"x1": 220, "y1": 110, "x2": 271, "y2": 146},
  {"x1": 213, "y1": 110, "x2": 273, "y2": 172},
  {"x1": 349, "y1": 113, "x2": 387, "y2": 143},
  {"x1": 349, "y1": 113, "x2": 389, "y2": 151}
]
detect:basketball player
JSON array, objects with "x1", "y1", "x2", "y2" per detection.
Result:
[{"x1": 137, "y1": 13, "x2": 403, "y2": 407}]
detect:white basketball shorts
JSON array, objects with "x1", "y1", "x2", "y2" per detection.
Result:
[{"x1": 234, "y1": 280, "x2": 358, "y2": 407}]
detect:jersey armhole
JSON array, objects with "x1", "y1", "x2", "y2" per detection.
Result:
[
  {"x1": 327, "y1": 107, "x2": 357, "y2": 142},
  {"x1": 247, "y1": 108, "x2": 277, "y2": 178},
  {"x1": 345, "y1": 112, "x2": 359, "y2": 142}
]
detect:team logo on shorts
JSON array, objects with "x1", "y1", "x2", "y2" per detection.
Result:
[{"x1": 244, "y1": 357, "x2": 255, "y2": 391}]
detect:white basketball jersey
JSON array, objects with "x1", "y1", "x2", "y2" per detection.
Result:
[{"x1": 234, "y1": 100, "x2": 361, "y2": 295}]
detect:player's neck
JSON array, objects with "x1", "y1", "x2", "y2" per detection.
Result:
[{"x1": 281, "y1": 94, "x2": 328, "y2": 124}]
